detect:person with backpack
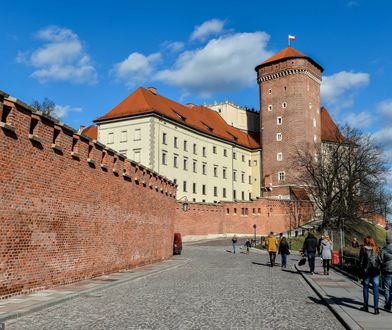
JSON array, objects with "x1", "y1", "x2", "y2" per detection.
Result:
[
  {"x1": 302, "y1": 232, "x2": 318, "y2": 274},
  {"x1": 278, "y1": 236, "x2": 290, "y2": 268},
  {"x1": 359, "y1": 236, "x2": 381, "y2": 315},
  {"x1": 380, "y1": 233, "x2": 392, "y2": 312},
  {"x1": 244, "y1": 238, "x2": 252, "y2": 254},
  {"x1": 320, "y1": 235, "x2": 333, "y2": 275},
  {"x1": 265, "y1": 232, "x2": 278, "y2": 267}
]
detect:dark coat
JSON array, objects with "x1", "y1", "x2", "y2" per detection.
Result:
[
  {"x1": 359, "y1": 246, "x2": 381, "y2": 277},
  {"x1": 279, "y1": 241, "x2": 290, "y2": 255},
  {"x1": 380, "y1": 244, "x2": 392, "y2": 273},
  {"x1": 303, "y1": 234, "x2": 318, "y2": 254}
]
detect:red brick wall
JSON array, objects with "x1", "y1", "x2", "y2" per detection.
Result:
[
  {"x1": 0, "y1": 96, "x2": 176, "y2": 298},
  {"x1": 175, "y1": 199, "x2": 314, "y2": 240}
]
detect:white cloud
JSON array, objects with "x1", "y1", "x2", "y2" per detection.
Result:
[
  {"x1": 156, "y1": 32, "x2": 272, "y2": 96},
  {"x1": 374, "y1": 128, "x2": 392, "y2": 147},
  {"x1": 343, "y1": 111, "x2": 373, "y2": 129},
  {"x1": 378, "y1": 100, "x2": 392, "y2": 121},
  {"x1": 53, "y1": 104, "x2": 82, "y2": 119},
  {"x1": 163, "y1": 41, "x2": 185, "y2": 53},
  {"x1": 112, "y1": 52, "x2": 161, "y2": 88},
  {"x1": 190, "y1": 19, "x2": 225, "y2": 41},
  {"x1": 17, "y1": 26, "x2": 97, "y2": 84},
  {"x1": 321, "y1": 71, "x2": 369, "y2": 109}
]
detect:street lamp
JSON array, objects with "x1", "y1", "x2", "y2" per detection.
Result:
[
  {"x1": 253, "y1": 224, "x2": 257, "y2": 246},
  {"x1": 178, "y1": 196, "x2": 189, "y2": 212}
]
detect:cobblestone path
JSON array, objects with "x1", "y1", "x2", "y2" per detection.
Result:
[{"x1": 7, "y1": 240, "x2": 344, "y2": 329}]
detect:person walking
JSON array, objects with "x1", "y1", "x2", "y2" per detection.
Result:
[
  {"x1": 380, "y1": 233, "x2": 392, "y2": 312},
  {"x1": 320, "y1": 235, "x2": 333, "y2": 275},
  {"x1": 359, "y1": 236, "x2": 381, "y2": 315},
  {"x1": 245, "y1": 238, "x2": 252, "y2": 254},
  {"x1": 265, "y1": 232, "x2": 278, "y2": 267},
  {"x1": 302, "y1": 232, "x2": 318, "y2": 274},
  {"x1": 278, "y1": 236, "x2": 290, "y2": 268},
  {"x1": 232, "y1": 235, "x2": 238, "y2": 254}
]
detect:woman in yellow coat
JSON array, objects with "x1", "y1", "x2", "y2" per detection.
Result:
[{"x1": 265, "y1": 232, "x2": 279, "y2": 267}]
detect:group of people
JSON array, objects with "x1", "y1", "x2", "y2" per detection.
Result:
[
  {"x1": 265, "y1": 232, "x2": 290, "y2": 268},
  {"x1": 301, "y1": 232, "x2": 333, "y2": 275}
]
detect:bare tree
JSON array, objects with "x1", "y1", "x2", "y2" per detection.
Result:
[
  {"x1": 295, "y1": 125, "x2": 391, "y2": 229},
  {"x1": 31, "y1": 98, "x2": 56, "y2": 117}
]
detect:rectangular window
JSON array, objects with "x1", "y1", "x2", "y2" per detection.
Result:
[
  {"x1": 278, "y1": 171, "x2": 285, "y2": 181},
  {"x1": 223, "y1": 149, "x2": 227, "y2": 157},
  {"x1": 242, "y1": 155, "x2": 245, "y2": 162},
  {"x1": 183, "y1": 158, "x2": 188, "y2": 171},
  {"x1": 120, "y1": 130, "x2": 127, "y2": 142},
  {"x1": 241, "y1": 172, "x2": 245, "y2": 183},
  {"x1": 193, "y1": 143, "x2": 197, "y2": 154},
  {"x1": 162, "y1": 133, "x2": 167, "y2": 145},
  {"x1": 213, "y1": 186, "x2": 218, "y2": 197},
  {"x1": 184, "y1": 140, "x2": 188, "y2": 151},
  {"x1": 202, "y1": 185, "x2": 206, "y2": 195},
  {"x1": 277, "y1": 133, "x2": 282, "y2": 141},
  {"x1": 183, "y1": 181, "x2": 187, "y2": 192},
  {"x1": 248, "y1": 160, "x2": 251, "y2": 167},
  {"x1": 213, "y1": 146, "x2": 217, "y2": 154},
  {"x1": 233, "y1": 190, "x2": 237, "y2": 200},
  {"x1": 223, "y1": 188, "x2": 227, "y2": 198},
  {"x1": 214, "y1": 165, "x2": 218, "y2": 177},
  {"x1": 133, "y1": 149, "x2": 141, "y2": 163},
  {"x1": 134, "y1": 128, "x2": 141, "y2": 140},
  {"x1": 202, "y1": 163, "x2": 207, "y2": 175},
  {"x1": 234, "y1": 207, "x2": 237, "y2": 215},
  {"x1": 223, "y1": 167, "x2": 227, "y2": 179},
  {"x1": 233, "y1": 171, "x2": 237, "y2": 181},
  {"x1": 193, "y1": 183, "x2": 196, "y2": 194},
  {"x1": 249, "y1": 175, "x2": 252, "y2": 184},
  {"x1": 233, "y1": 152, "x2": 236, "y2": 160},
  {"x1": 202, "y1": 146, "x2": 206, "y2": 157},
  {"x1": 193, "y1": 160, "x2": 197, "y2": 173},
  {"x1": 162, "y1": 151, "x2": 167, "y2": 165},
  {"x1": 277, "y1": 152, "x2": 283, "y2": 161},
  {"x1": 174, "y1": 136, "x2": 178, "y2": 148},
  {"x1": 241, "y1": 191, "x2": 245, "y2": 200},
  {"x1": 277, "y1": 117, "x2": 283, "y2": 125},
  {"x1": 174, "y1": 155, "x2": 178, "y2": 168},
  {"x1": 173, "y1": 178, "x2": 177, "y2": 185},
  {"x1": 108, "y1": 132, "x2": 114, "y2": 144}
]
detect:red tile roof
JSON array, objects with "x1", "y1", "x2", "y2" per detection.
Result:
[
  {"x1": 320, "y1": 107, "x2": 344, "y2": 143},
  {"x1": 94, "y1": 87, "x2": 260, "y2": 149},
  {"x1": 255, "y1": 47, "x2": 323, "y2": 72},
  {"x1": 82, "y1": 125, "x2": 98, "y2": 140}
]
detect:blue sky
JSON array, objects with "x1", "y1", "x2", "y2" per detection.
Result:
[{"x1": 1, "y1": 0, "x2": 391, "y2": 168}]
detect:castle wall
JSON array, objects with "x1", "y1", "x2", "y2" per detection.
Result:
[{"x1": 0, "y1": 94, "x2": 176, "y2": 298}]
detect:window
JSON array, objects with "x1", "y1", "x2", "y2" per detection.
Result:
[
  {"x1": 174, "y1": 137, "x2": 178, "y2": 148},
  {"x1": 202, "y1": 163, "x2": 207, "y2": 175},
  {"x1": 278, "y1": 171, "x2": 285, "y2": 181},
  {"x1": 313, "y1": 118, "x2": 316, "y2": 128},
  {"x1": 134, "y1": 129, "x2": 141, "y2": 141},
  {"x1": 268, "y1": 104, "x2": 273, "y2": 111},
  {"x1": 234, "y1": 207, "x2": 237, "y2": 215},
  {"x1": 258, "y1": 208, "x2": 261, "y2": 214},
  {"x1": 134, "y1": 149, "x2": 141, "y2": 163},
  {"x1": 268, "y1": 88, "x2": 272, "y2": 94},
  {"x1": 183, "y1": 158, "x2": 188, "y2": 171},
  {"x1": 173, "y1": 178, "x2": 177, "y2": 185},
  {"x1": 120, "y1": 131, "x2": 127, "y2": 142},
  {"x1": 248, "y1": 160, "x2": 251, "y2": 167},
  {"x1": 108, "y1": 132, "x2": 114, "y2": 144},
  {"x1": 277, "y1": 117, "x2": 283, "y2": 125},
  {"x1": 193, "y1": 143, "x2": 197, "y2": 154},
  {"x1": 184, "y1": 140, "x2": 188, "y2": 151},
  {"x1": 277, "y1": 133, "x2": 282, "y2": 141},
  {"x1": 233, "y1": 171, "x2": 237, "y2": 181},
  {"x1": 249, "y1": 192, "x2": 252, "y2": 200},
  {"x1": 223, "y1": 149, "x2": 227, "y2": 157},
  {"x1": 202, "y1": 146, "x2": 206, "y2": 157},
  {"x1": 193, "y1": 183, "x2": 196, "y2": 194},
  {"x1": 162, "y1": 133, "x2": 167, "y2": 145},
  {"x1": 249, "y1": 176, "x2": 252, "y2": 184},
  {"x1": 233, "y1": 190, "x2": 237, "y2": 200},
  {"x1": 241, "y1": 191, "x2": 245, "y2": 200},
  {"x1": 173, "y1": 155, "x2": 178, "y2": 168},
  {"x1": 162, "y1": 151, "x2": 167, "y2": 165},
  {"x1": 213, "y1": 146, "x2": 217, "y2": 154},
  {"x1": 223, "y1": 188, "x2": 227, "y2": 198},
  {"x1": 277, "y1": 152, "x2": 283, "y2": 161},
  {"x1": 253, "y1": 160, "x2": 257, "y2": 166},
  {"x1": 183, "y1": 181, "x2": 187, "y2": 192},
  {"x1": 241, "y1": 172, "x2": 245, "y2": 183},
  {"x1": 226, "y1": 208, "x2": 229, "y2": 215},
  {"x1": 241, "y1": 155, "x2": 245, "y2": 162},
  {"x1": 223, "y1": 167, "x2": 227, "y2": 179},
  {"x1": 202, "y1": 185, "x2": 206, "y2": 195},
  {"x1": 193, "y1": 160, "x2": 197, "y2": 173},
  {"x1": 282, "y1": 102, "x2": 287, "y2": 108},
  {"x1": 214, "y1": 186, "x2": 218, "y2": 197},
  {"x1": 214, "y1": 165, "x2": 218, "y2": 177},
  {"x1": 253, "y1": 208, "x2": 256, "y2": 214},
  {"x1": 233, "y1": 152, "x2": 236, "y2": 160}
]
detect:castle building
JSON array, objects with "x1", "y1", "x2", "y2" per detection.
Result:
[{"x1": 89, "y1": 47, "x2": 338, "y2": 203}]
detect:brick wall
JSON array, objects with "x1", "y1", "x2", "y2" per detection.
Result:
[
  {"x1": 0, "y1": 94, "x2": 176, "y2": 298},
  {"x1": 175, "y1": 199, "x2": 314, "y2": 241}
]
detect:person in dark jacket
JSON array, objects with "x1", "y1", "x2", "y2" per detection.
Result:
[
  {"x1": 302, "y1": 232, "x2": 318, "y2": 274},
  {"x1": 380, "y1": 233, "x2": 392, "y2": 312},
  {"x1": 359, "y1": 236, "x2": 381, "y2": 315},
  {"x1": 278, "y1": 236, "x2": 290, "y2": 268}
]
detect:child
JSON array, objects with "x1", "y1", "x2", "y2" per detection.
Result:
[{"x1": 245, "y1": 239, "x2": 252, "y2": 254}]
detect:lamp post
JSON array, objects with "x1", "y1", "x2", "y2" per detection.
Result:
[
  {"x1": 178, "y1": 196, "x2": 189, "y2": 212},
  {"x1": 253, "y1": 224, "x2": 257, "y2": 246}
]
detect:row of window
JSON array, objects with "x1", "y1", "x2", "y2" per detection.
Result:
[
  {"x1": 267, "y1": 102, "x2": 287, "y2": 111},
  {"x1": 107, "y1": 129, "x2": 141, "y2": 144},
  {"x1": 226, "y1": 207, "x2": 262, "y2": 215},
  {"x1": 267, "y1": 86, "x2": 287, "y2": 94}
]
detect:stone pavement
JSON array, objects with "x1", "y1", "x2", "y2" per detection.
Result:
[
  {"x1": 3, "y1": 238, "x2": 344, "y2": 329},
  {"x1": 296, "y1": 256, "x2": 392, "y2": 330}
]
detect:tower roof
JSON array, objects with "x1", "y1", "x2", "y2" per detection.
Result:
[{"x1": 255, "y1": 47, "x2": 323, "y2": 72}]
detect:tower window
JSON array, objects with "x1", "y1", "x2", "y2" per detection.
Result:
[
  {"x1": 284, "y1": 86, "x2": 287, "y2": 91},
  {"x1": 282, "y1": 102, "x2": 287, "y2": 108},
  {"x1": 276, "y1": 133, "x2": 282, "y2": 141},
  {"x1": 278, "y1": 171, "x2": 285, "y2": 181},
  {"x1": 277, "y1": 152, "x2": 283, "y2": 161},
  {"x1": 268, "y1": 88, "x2": 272, "y2": 94},
  {"x1": 268, "y1": 105, "x2": 273, "y2": 111},
  {"x1": 277, "y1": 117, "x2": 283, "y2": 125}
]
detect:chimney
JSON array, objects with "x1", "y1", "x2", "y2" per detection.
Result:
[
  {"x1": 147, "y1": 86, "x2": 157, "y2": 94},
  {"x1": 186, "y1": 103, "x2": 195, "y2": 108}
]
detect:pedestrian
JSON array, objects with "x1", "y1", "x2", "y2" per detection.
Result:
[
  {"x1": 320, "y1": 235, "x2": 333, "y2": 275},
  {"x1": 359, "y1": 236, "x2": 381, "y2": 315},
  {"x1": 232, "y1": 234, "x2": 238, "y2": 254},
  {"x1": 265, "y1": 232, "x2": 278, "y2": 267},
  {"x1": 302, "y1": 232, "x2": 318, "y2": 274},
  {"x1": 380, "y1": 232, "x2": 392, "y2": 312},
  {"x1": 317, "y1": 235, "x2": 324, "y2": 257},
  {"x1": 245, "y1": 238, "x2": 252, "y2": 254},
  {"x1": 278, "y1": 236, "x2": 290, "y2": 268},
  {"x1": 352, "y1": 237, "x2": 360, "y2": 248}
]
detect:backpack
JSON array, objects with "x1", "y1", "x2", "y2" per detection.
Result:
[{"x1": 363, "y1": 249, "x2": 380, "y2": 274}]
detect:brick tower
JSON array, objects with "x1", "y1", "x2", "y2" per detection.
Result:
[{"x1": 255, "y1": 47, "x2": 323, "y2": 198}]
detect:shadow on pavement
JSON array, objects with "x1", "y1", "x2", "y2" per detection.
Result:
[{"x1": 325, "y1": 295, "x2": 363, "y2": 310}]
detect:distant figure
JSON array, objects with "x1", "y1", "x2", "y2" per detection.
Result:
[
  {"x1": 320, "y1": 235, "x2": 333, "y2": 275},
  {"x1": 359, "y1": 236, "x2": 381, "y2": 315},
  {"x1": 278, "y1": 236, "x2": 290, "y2": 268},
  {"x1": 265, "y1": 232, "x2": 279, "y2": 267},
  {"x1": 302, "y1": 232, "x2": 318, "y2": 274},
  {"x1": 317, "y1": 235, "x2": 325, "y2": 257},
  {"x1": 245, "y1": 239, "x2": 252, "y2": 254},
  {"x1": 352, "y1": 238, "x2": 360, "y2": 248},
  {"x1": 380, "y1": 233, "x2": 392, "y2": 312},
  {"x1": 232, "y1": 235, "x2": 238, "y2": 254}
]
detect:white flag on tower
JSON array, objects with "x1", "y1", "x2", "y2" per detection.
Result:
[{"x1": 288, "y1": 35, "x2": 296, "y2": 41}]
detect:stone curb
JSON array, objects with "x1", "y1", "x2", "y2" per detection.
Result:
[
  {"x1": 2, "y1": 258, "x2": 189, "y2": 324},
  {"x1": 295, "y1": 262, "x2": 363, "y2": 330}
]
